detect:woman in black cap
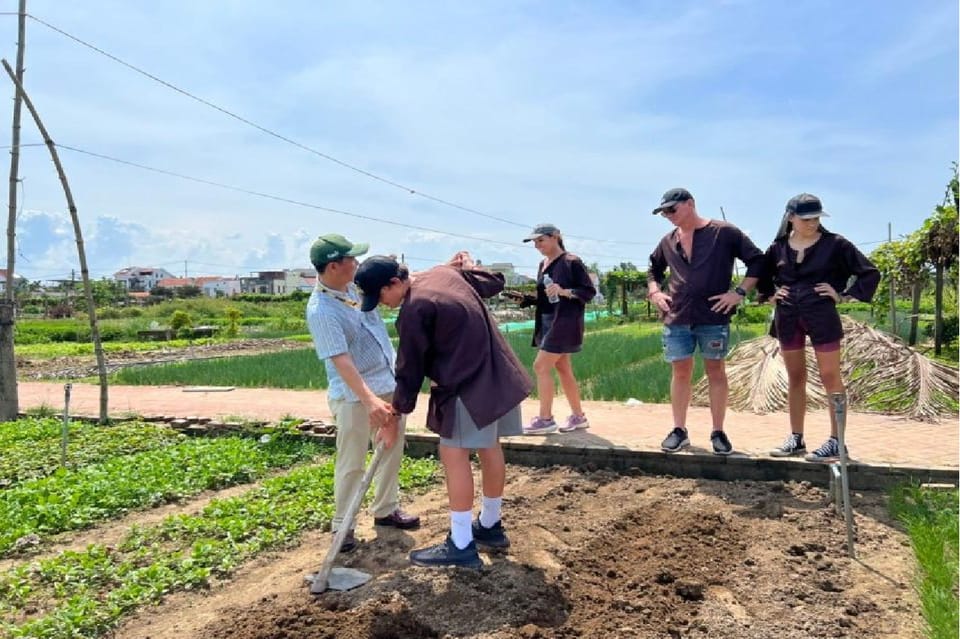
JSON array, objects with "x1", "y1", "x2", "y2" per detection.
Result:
[
  {"x1": 506, "y1": 223, "x2": 596, "y2": 435},
  {"x1": 759, "y1": 194, "x2": 880, "y2": 461}
]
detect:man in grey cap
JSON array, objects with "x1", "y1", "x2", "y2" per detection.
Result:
[
  {"x1": 647, "y1": 189, "x2": 764, "y2": 455},
  {"x1": 305, "y1": 233, "x2": 420, "y2": 554}
]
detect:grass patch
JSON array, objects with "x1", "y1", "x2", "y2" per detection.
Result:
[{"x1": 889, "y1": 484, "x2": 959, "y2": 639}]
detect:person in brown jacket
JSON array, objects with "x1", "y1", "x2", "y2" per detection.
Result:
[
  {"x1": 355, "y1": 252, "x2": 533, "y2": 569},
  {"x1": 758, "y1": 193, "x2": 880, "y2": 461}
]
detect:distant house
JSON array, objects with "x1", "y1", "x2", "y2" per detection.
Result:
[
  {"x1": 286, "y1": 268, "x2": 317, "y2": 293},
  {"x1": 239, "y1": 270, "x2": 287, "y2": 295},
  {"x1": 486, "y1": 262, "x2": 534, "y2": 286},
  {"x1": 200, "y1": 276, "x2": 241, "y2": 298},
  {"x1": 114, "y1": 266, "x2": 176, "y2": 292},
  {"x1": 0, "y1": 269, "x2": 26, "y2": 294}
]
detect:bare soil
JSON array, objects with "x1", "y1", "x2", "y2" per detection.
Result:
[
  {"x1": 16, "y1": 338, "x2": 304, "y2": 380},
  {"x1": 115, "y1": 465, "x2": 922, "y2": 639}
]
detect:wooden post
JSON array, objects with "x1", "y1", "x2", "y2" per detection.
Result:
[
  {"x1": 1, "y1": 58, "x2": 110, "y2": 423},
  {"x1": 0, "y1": 0, "x2": 26, "y2": 421},
  {"x1": 888, "y1": 223, "x2": 896, "y2": 336}
]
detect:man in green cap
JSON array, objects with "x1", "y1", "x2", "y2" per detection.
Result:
[{"x1": 306, "y1": 234, "x2": 420, "y2": 554}]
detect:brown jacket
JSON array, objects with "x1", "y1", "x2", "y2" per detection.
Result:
[{"x1": 392, "y1": 266, "x2": 534, "y2": 438}]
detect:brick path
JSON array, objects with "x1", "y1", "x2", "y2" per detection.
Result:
[{"x1": 17, "y1": 381, "x2": 957, "y2": 472}]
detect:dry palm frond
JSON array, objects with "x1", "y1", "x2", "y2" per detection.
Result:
[
  {"x1": 840, "y1": 318, "x2": 959, "y2": 421},
  {"x1": 693, "y1": 317, "x2": 959, "y2": 421}
]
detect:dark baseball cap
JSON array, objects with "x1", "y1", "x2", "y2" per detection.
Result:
[
  {"x1": 354, "y1": 255, "x2": 402, "y2": 312},
  {"x1": 786, "y1": 193, "x2": 830, "y2": 219},
  {"x1": 652, "y1": 188, "x2": 694, "y2": 214},
  {"x1": 523, "y1": 223, "x2": 560, "y2": 242},
  {"x1": 309, "y1": 234, "x2": 369, "y2": 269}
]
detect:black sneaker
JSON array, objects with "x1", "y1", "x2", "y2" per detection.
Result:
[
  {"x1": 770, "y1": 433, "x2": 806, "y2": 457},
  {"x1": 472, "y1": 519, "x2": 510, "y2": 549},
  {"x1": 710, "y1": 430, "x2": 733, "y2": 456},
  {"x1": 661, "y1": 427, "x2": 690, "y2": 453},
  {"x1": 409, "y1": 535, "x2": 482, "y2": 569},
  {"x1": 804, "y1": 437, "x2": 847, "y2": 462}
]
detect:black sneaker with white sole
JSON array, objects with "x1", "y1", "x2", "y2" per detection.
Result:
[
  {"x1": 710, "y1": 430, "x2": 733, "y2": 455},
  {"x1": 661, "y1": 427, "x2": 690, "y2": 453},
  {"x1": 770, "y1": 432, "x2": 806, "y2": 457}
]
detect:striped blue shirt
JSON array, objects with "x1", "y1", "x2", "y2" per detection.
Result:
[{"x1": 305, "y1": 282, "x2": 396, "y2": 402}]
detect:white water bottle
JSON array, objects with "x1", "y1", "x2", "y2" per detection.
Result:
[{"x1": 542, "y1": 273, "x2": 560, "y2": 304}]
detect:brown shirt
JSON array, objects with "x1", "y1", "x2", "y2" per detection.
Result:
[
  {"x1": 392, "y1": 265, "x2": 534, "y2": 438},
  {"x1": 758, "y1": 231, "x2": 880, "y2": 343},
  {"x1": 648, "y1": 220, "x2": 764, "y2": 325},
  {"x1": 523, "y1": 252, "x2": 596, "y2": 349}
]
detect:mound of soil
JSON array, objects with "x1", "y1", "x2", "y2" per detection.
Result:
[{"x1": 120, "y1": 467, "x2": 921, "y2": 639}]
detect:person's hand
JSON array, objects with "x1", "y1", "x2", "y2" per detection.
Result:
[
  {"x1": 649, "y1": 290, "x2": 672, "y2": 313},
  {"x1": 447, "y1": 251, "x2": 474, "y2": 270},
  {"x1": 709, "y1": 290, "x2": 744, "y2": 315},
  {"x1": 375, "y1": 413, "x2": 400, "y2": 449},
  {"x1": 545, "y1": 282, "x2": 563, "y2": 299},
  {"x1": 814, "y1": 283, "x2": 841, "y2": 304},
  {"x1": 363, "y1": 396, "x2": 396, "y2": 430},
  {"x1": 772, "y1": 286, "x2": 791, "y2": 306}
]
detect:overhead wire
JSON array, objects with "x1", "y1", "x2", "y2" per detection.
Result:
[
  {"x1": 54, "y1": 143, "x2": 647, "y2": 262},
  {"x1": 25, "y1": 12, "x2": 654, "y2": 247}
]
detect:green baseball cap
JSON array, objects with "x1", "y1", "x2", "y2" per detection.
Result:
[{"x1": 309, "y1": 234, "x2": 369, "y2": 269}]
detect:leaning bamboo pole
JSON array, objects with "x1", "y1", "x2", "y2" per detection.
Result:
[{"x1": 1, "y1": 58, "x2": 109, "y2": 423}]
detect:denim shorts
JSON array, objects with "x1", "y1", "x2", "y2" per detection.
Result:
[{"x1": 662, "y1": 324, "x2": 730, "y2": 362}]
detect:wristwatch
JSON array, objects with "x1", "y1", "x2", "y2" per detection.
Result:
[{"x1": 734, "y1": 286, "x2": 747, "y2": 297}]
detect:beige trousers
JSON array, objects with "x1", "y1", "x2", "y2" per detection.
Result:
[{"x1": 328, "y1": 392, "x2": 406, "y2": 531}]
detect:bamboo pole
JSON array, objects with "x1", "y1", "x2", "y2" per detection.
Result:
[
  {"x1": 1, "y1": 58, "x2": 109, "y2": 423},
  {"x1": 0, "y1": 0, "x2": 26, "y2": 421}
]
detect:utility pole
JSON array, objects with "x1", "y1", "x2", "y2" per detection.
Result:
[{"x1": 0, "y1": 0, "x2": 27, "y2": 421}]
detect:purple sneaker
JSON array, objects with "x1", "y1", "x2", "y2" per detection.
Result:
[
  {"x1": 558, "y1": 414, "x2": 589, "y2": 433},
  {"x1": 523, "y1": 416, "x2": 557, "y2": 435}
]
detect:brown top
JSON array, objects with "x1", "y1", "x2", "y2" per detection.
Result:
[
  {"x1": 521, "y1": 252, "x2": 596, "y2": 349},
  {"x1": 648, "y1": 220, "x2": 764, "y2": 325},
  {"x1": 757, "y1": 231, "x2": 880, "y2": 343},
  {"x1": 392, "y1": 265, "x2": 534, "y2": 437}
]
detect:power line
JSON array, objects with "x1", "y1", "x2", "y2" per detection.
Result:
[
  {"x1": 55, "y1": 143, "x2": 647, "y2": 262},
  {"x1": 26, "y1": 12, "x2": 653, "y2": 247}
]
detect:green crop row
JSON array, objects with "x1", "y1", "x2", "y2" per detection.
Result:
[
  {"x1": 0, "y1": 420, "x2": 184, "y2": 487},
  {"x1": 107, "y1": 322, "x2": 768, "y2": 402},
  {"x1": 0, "y1": 455, "x2": 437, "y2": 638},
  {"x1": 0, "y1": 435, "x2": 327, "y2": 557}
]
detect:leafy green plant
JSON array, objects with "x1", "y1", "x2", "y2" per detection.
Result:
[
  {"x1": 0, "y1": 455, "x2": 437, "y2": 637},
  {"x1": 0, "y1": 435, "x2": 327, "y2": 556}
]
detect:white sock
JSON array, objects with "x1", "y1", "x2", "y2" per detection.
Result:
[
  {"x1": 479, "y1": 496, "x2": 502, "y2": 528},
  {"x1": 449, "y1": 510, "x2": 473, "y2": 549}
]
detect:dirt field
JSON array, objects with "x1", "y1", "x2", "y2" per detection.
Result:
[
  {"x1": 115, "y1": 465, "x2": 922, "y2": 639},
  {"x1": 15, "y1": 338, "x2": 304, "y2": 380}
]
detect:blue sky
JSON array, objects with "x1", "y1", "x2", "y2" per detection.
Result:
[{"x1": 1, "y1": 0, "x2": 957, "y2": 281}]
